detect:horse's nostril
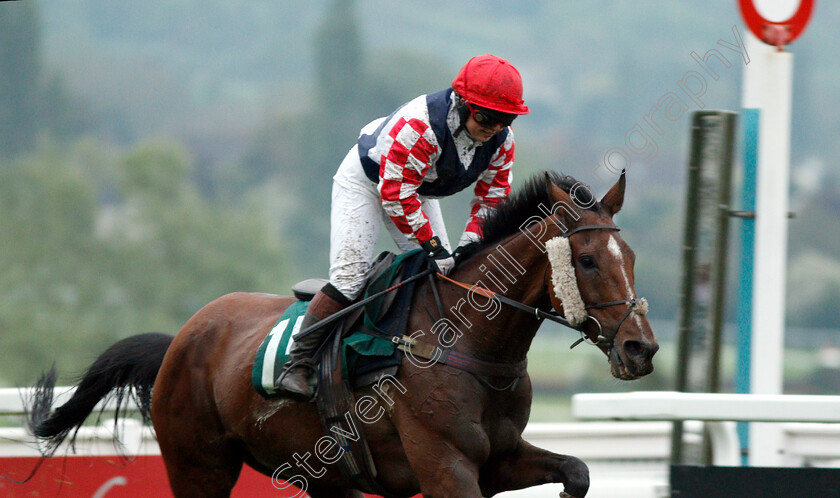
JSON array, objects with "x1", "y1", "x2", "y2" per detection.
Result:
[
  {"x1": 624, "y1": 340, "x2": 646, "y2": 359},
  {"x1": 624, "y1": 340, "x2": 659, "y2": 362}
]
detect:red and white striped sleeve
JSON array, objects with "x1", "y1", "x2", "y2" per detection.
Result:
[
  {"x1": 377, "y1": 116, "x2": 440, "y2": 244},
  {"x1": 459, "y1": 130, "x2": 515, "y2": 246}
]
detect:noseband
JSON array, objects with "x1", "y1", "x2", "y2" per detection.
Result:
[
  {"x1": 547, "y1": 224, "x2": 649, "y2": 351},
  {"x1": 568, "y1": 296, "x2": 647, "y2": 350}
]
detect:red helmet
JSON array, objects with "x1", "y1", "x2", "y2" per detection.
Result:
[{"x1": 452, "y1": 54, "x2": 529, "y2": 115}]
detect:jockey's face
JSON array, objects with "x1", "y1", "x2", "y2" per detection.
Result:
[{"x1": 465, "y1": 115, "x2": 506, "y2": 142}]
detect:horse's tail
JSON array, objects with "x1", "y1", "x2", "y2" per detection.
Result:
[{"x1": 26, "y1": 332, "x2": 174, "y2": 457}]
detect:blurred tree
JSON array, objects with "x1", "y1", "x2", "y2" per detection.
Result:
[
  {"x1": 0, "y1": 140, "x2": 290, "y2": 385},
  {"x1": 308, "y1": 0, "x2": 365, "y2": 200},
  {"x1": 362, "y1": 50, "x2": 453, "y2": 120},
  {"x1": 315, "y1": 0, "x2": 363, "y2": 128},
  {"x1": 258, "y1": 0, "x2": 367, "y2": 277},
  {"x1": 242, "y1": 114, "x2": 311, "y2": 187},
  {"x1": 0, "y1": 142, "x2": 102, "y2": 383},
  {"x1": 0, "y1": 1, "x2": 41, "y2": 159}
]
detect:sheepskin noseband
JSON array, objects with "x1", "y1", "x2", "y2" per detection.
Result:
[
  {"x1": 546, "y1": 236, "x2": 649, "y2": 327},
  {"x1": 546, "y1": 236, "x2": 588, "y2": 326}
]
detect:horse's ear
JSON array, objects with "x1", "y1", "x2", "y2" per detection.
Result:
[
  {"x1": 600, "y1": 170, "x2": 626, "y2": 216},
  {"x1": 549, "y1": 181, "x2": 574, "y2": 206}
]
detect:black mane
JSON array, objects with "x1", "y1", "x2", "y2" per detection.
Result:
[{"x1": 459, "y1": 171, "x2": 600, "y2": 259}]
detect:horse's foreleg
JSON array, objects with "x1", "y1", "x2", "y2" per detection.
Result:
[
  {"x1": 397, "y1": 428, "x2": 484, "y2": 498},
  {"x1": 478, "y1": 439, "x2": 590, "y2": 498},
  {"x1": 406, "y1": 450, "x2": 483, "y2": 498}
]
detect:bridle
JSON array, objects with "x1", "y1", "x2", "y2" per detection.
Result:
[
  {"x1": 553, "y1": 224, "x2": 647, "y2": 351},
  {"x1": 568, "y1": 297, "x2": 647, "y2": 350},
  {"x1": 438, "y1": 224, "x2": 647, "y2": 352}
]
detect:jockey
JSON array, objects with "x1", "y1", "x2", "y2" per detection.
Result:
[{"x1": 276, "y1": 54, "x2": 529, "y2": 400}]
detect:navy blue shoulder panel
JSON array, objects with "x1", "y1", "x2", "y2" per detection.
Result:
[
  {"x1": 418, "y1": 89, "x2": 508, "y2": 197},
  {"x1": 357, "y1": 88, "x2": 509, "y2": 197},
  {"x1": 425, "y1": 88, "x2": 451, "y2": 147}
]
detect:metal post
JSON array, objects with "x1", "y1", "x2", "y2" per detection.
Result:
[
  {"x1": 708, "y1": 113, "x2": 737, "y2": 395},
  {"x1": 672, "y1": 111, "x2": 737, "y2": 465},
  {"x1": 703, "y1": 112, "x2": 737, "y2": 465},
  {"x1": 671, "y1": 119, "x2": 703, "y2": 465}
]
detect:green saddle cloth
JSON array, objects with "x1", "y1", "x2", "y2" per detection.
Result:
[
  {"x1": 251, "y1": 300, "x2": 308, "y2": 397},
  {"x1": 251, "y1": 249, "x2": 422, "y2": 397}
]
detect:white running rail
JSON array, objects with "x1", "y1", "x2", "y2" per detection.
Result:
[{"x1": 6, "y1": 388, "x2": 840, "y2": 497}]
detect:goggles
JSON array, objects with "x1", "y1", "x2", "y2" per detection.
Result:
[{"x1": 466, "y1": 103, "x2": 516, "y2": 128}]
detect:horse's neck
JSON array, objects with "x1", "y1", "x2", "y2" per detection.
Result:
[{"x1": 449, "y1": 230, "x2": 553, "y2": 363}]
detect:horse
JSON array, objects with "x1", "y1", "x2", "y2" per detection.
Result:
[{"x1": 26, "y1": 170, "x2": 658, "y2": 498}]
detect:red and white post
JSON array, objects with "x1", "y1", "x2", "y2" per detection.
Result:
[{"x1": 737, "y1": 0, "x2": 814, "y2": 466}]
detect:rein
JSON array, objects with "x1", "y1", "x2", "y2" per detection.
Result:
[
  {"x1": 437, "y1": 272, "x2": 646, "y2": 350},
  {"x1": 438, "y1": 224, "x2": 648, "y2": 351},
  {"x1": 435, "y1": 273, "x2": 581, "y2": 330},
  {"x1": 295, "y1": 224, "x2": 646, "y2": 389},
  {"x1": 293, "y1": 268, "x2": 434, "y2": 341}
]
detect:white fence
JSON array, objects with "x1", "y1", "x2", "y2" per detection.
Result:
[
  {"x1": 0, "y1": 386, "x2": 158, "y2": 459},
  {"x1": 4, "y1": 388, "x2": 840, "y2": 498},
  {"x1": 572, "y1": 391, "x2": 840, "y2": 467}
]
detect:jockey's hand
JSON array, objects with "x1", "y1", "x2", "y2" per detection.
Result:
[
  {"x1": 421, "y1": 236, "x2": 456, "y2": 276},
  {"x1": 452, "y1": 245, "x2": 469, "y2": 264}
]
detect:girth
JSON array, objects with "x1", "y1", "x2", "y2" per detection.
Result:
[{"x1": 391, "y1": 334, "x2": 528, "y2": 379}]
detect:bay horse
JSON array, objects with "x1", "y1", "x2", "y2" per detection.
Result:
[{"x1": 26, "y1": 171, "x2": 657, "y2": 498}]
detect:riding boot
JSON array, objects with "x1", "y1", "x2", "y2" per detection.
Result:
[{"x1": 275, "y1": 283, "x2": 351, "y2": 401}]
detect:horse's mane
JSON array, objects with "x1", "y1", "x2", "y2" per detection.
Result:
[{"x1": 459, "y1": 171, "x2": 600, "y2": 259}]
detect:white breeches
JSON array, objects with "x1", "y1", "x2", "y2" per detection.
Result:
[{"x1": 329, "y1": 144, "x2": 451, "y2": 300}]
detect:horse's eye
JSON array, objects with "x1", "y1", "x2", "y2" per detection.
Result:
[{"x1": 579, "y1": 255, "x2": 596, "y2": 269}]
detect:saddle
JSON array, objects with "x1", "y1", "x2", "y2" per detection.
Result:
[
  {"x1": 293, "y1": 250, "x2": 412, "y2": 387},
  {"x1": 252, "y1": 251, "x2": 419, "y2": 396}
]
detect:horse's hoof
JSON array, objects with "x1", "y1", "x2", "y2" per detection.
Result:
[{"x1": 560, "y1": 456, "x2": 589, "y2": 497}]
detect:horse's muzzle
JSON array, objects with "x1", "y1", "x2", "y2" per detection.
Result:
[{"x1": 611, "y1": 338, "x2": 658, "y2": 380}]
